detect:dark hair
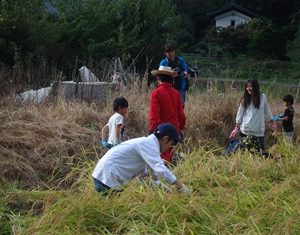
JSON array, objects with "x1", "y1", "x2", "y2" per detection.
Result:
[
  {"x1": 164, "y1": 43, "x2": 175, "y2": 52},
  {"x1": 283, "y1": 94, "x2": 294, "y2": 105},
  {"x1": 242, "y1": 79, "x2": 261, "y2": 109},
  {"x1": 158, "y1": 75, "x2": 173, "y2": 84},
  {"x1": 154, "y1": 132, "x2": 173, "y2": 143},
  {"x1": 113, "y1": 97, "x2": 128, "y2": 112}
]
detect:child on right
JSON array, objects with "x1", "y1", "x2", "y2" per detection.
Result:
[
  {"x1": 273, "y1": 94, "x2": 294, "y2": 143},
  {"x1": 101, "y1": 97, "x2": 128, "y2": 149}
]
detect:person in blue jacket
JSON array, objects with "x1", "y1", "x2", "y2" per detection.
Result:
[{"x1": 160, "y1": 43, "x2": 188, "y2": 106}]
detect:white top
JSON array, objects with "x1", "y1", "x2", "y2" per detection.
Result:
[
  {"x1": 92, "y1": 134, "x2": 177, "y2": 189},
  {"x1": 236, "y1": 93, "x2": 273, "y2": 137},
  {"x1": 107, "y1": 112, "x2": 124, "y2": 145}
]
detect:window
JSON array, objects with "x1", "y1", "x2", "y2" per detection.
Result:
[{"x1": 231, "y1": 20, "x2": 235, "y2": 27}]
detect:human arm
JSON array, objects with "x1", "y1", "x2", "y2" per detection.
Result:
[
  {"x1": 173, "y1": 180, "x2": 190, "y2": 193},
  {"x1": 277, "y1": 109, "x2": 291, "y2": 121},
  {"x1": 101, "y1": 124, "x2": 109, "y2": 142},
  {"x1": 114, "y1": 115, "x2": 124, "y2": 145},
  {"x1": 137, "y1": 142, "x2": 190, "y2": 193},
  {"x1": 263, "y1": 94, "x2": 273, "y2": 121},
  {"x1": 273, "y1": 115, "x2": 288, "y2": 121},
  {"x1": 159, "y1": 58, "x2": 168, "y2": 67},
  {"x1": 149, "y1": 92, "x2": 161, "y2": 132},
  {"x1": 177, "y1": 92, "x2": 186, "y2": 130},
  {"x1": 179, "y1": 57, "x2": 188, "y2": 77},
  {"x1": 279, "y1": 116, "x2": 289, "y2": 121},
  {"x1": 229, "y1": 104, "x2": 243, "y2": 138},
  {"x1": 138, "y1": 143, "x2": 176, "y2": 184},
  {"x1": 236, "y1": 103, "x2": 245, "y2": 125},
  {"x1": 101, "y1": 125, "x2": 111, "y2": 148},
  {"x1": 115, "y1": 124, "x2": 123, "y2": 145},
  {"x1": 263, "y1": 94, "x2": 277, "y2": 131}
]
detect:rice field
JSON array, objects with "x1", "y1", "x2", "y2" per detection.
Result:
[{"x1": 0, "y1": 82, "x2": 299, "y2": 234}]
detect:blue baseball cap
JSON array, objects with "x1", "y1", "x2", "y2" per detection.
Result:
[{"x1": 155, "y1": 123, "x2": 181, "y2": 145}]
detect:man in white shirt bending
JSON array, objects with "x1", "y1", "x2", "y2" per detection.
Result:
[{"x1": 93, "y1": 123, "x2": 190, "y2": 195}]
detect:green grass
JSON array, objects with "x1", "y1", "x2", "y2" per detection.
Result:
[
  {"x1": 2, "y1": 141, "x2": 300, "y2": 235},
  {"x1": 185, "y1": 55, "x2": 300, "y2": 83}
]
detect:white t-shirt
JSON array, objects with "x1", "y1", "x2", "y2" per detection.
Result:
[
  {"x1": 92, "y1": 134, "x2": 177, "y2": 189},
  {"x1": 107, "y1": 113, "x2": 124, "y2": 145},
  {"x1": 236, "y1": 93, "x2": 273, "y2": 137}
]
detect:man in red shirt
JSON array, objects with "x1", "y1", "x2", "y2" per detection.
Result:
[{"x1": 149, "y1": 66, "x2": 186, "y2": 163}]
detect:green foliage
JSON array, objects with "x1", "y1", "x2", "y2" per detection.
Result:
[
  {"x1": 207, "y1": 24, "x2": 250, "y2": 56},
  {"x1": 115, "y1": 0, "x2": 181, "y2": 67},
  {"x1": 0, "y1": 0, "x2": 54, "y2": 64},
  {"x1": 205, "y1": 17, "x2": 297, "y2": 59},
  {"x1": 287, "y1": 24, "x2": 300, "y2": 63},
  {"x1": 176, "y1": 0, "x2": 299, "y2": 58},
  {"x1": 247, "y1": 18, "x2": 276, "y2": 58},
  {"x1": 0, "y1": 0, "x2": 182, "y2": 80},
  {"x1": 1, "y1": 0, "x2": 300, "y2": 87}
]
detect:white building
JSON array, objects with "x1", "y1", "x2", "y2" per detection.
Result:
[{"x1": 208, "y1": 3, "x2": 257, "y2": 29}]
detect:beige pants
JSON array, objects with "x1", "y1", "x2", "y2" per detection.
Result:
[{"x1": 283, "y1": 132, "x2": 294, "y2": 144}]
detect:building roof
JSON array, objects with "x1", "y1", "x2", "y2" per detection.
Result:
[{"x1": 208, "y1": 3, "x2": 258, "y2": 18}]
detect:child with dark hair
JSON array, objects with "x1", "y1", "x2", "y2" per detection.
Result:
[
  {"x1": 273, "y1": 94, "x2": 294, "y2": 143},
  {"x1": 101, "y1": 97, "x2": 128, "y2": 149},
  {"x1": 229, "y1": 79, "x2": 277, "y2": 153}
]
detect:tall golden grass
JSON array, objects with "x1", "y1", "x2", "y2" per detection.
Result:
[
  {"x1": 0, "y1": 83, "x2": 299, "y2": 188},
  {"x1": 6, "y1": 145, "x2": 300, "y2": 234},
  {"x1": 1, "y1": 82, "x2": 300, "y2": 234}
]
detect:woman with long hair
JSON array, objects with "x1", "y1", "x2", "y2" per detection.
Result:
[{"x1": 229, "y1": 79, "x2": 277, "y2": 152}]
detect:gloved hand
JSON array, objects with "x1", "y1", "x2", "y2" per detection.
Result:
[
  {"x1": 178, "y1": 184, "x2": 191, "y2": 194},
  {"x1": 272, "y1": 115, "x2": 280, "y2": 121},
  {"x1": 153, "y1": 180, "x2": 172, "y2": 192},
  {"x1": 271, "y1": 120, "x2": 277, "y2": 132},
  {"x1": 101, "y1": 140, "x2": 110, "y2": 149},
  {"x1": 229, "y1": 126, "x2": 240, "y2": 138}
]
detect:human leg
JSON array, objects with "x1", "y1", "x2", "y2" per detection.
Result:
[
  {"x1": 257, "y1": 136, "x2": 265, "y2": 151},
  {"x1": 93, "y1": 177, "x2": 111, "y2": 194},
  {"x1": 283, "y1": 132, "x2": 294, "y2": 144},
  {"x1": 240, "y1": 133, "x2": 265, "y2": 153}
]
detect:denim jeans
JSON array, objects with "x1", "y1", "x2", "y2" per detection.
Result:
[
  {"x1": 180, "y1": 77, "x2": 186, "y2": 105},
  {"x1": 93, "y1": 178, "x2": 123, "y2": 196},
  {"x1": 93, "y1": 178, "x2": 111, "y2": 194}
]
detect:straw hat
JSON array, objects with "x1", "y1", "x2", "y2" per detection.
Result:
[{"x1": 151, "y1": 66, "x2": 178, "y2": 78}]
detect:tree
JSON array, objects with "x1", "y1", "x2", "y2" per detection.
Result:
[
  {"x1": 0, "y1": 0, "x2": 52, "y2": 65},
  {"x1": 287, "y1": 24, "x2": 300, "y2": 62},
  {"x1": 115, "y1": 0, "x2": 181, "y2": 69}
]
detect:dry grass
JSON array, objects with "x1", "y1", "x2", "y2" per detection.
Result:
[
  {"x1": 0, "y1": 83, "x2": 299, "y2": 189},
  {"x1": 0, "y1": 100, "x2": 100, "y2": 188},
  {"x1": 1, "y1": 82, "x2": 300, "y2": 234}
]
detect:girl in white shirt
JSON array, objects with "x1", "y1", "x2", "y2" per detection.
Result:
[{"x1": 230, "y1": 79, "x2": 277, "y2": 152}]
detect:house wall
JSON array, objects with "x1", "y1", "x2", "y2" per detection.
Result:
[{"x1": 215, "y1": 10, "x2": 252, "y2": 28}]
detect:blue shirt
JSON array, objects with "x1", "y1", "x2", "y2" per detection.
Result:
[{"x1": 160, "y1": 56, "x2": 188, "y2": 77}]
